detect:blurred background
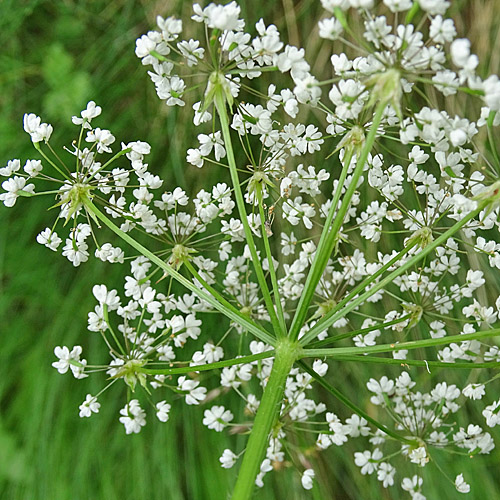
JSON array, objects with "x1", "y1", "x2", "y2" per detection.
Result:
[{"x1": 1, "y1": 1, "x2": 500, "y2": 498}]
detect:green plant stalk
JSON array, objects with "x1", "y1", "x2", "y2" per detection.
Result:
[
  {"x1": 412, "y1": 76, "x2": 485, "y2": 96},
  {"x1": 34, "y1": 142, "x2": 71, "y2": 180},
  {"x1": 102, "y1": 303, "x2": 125, "y2": 355},
  {"x1": 320, "y1": 355, "x2": 500, "y2": 370},
  {"x1": 288, "y1": 101, "x2": 386, "y2": 342},
  {"x1": 303, "y1": 326, "x2": 500, "y2": 357},
  {"x1": 297, "y1": 360, "x2": 415, "y2": 444},
  {"x1": 215, "y1": 90, "x2": 283, "y2": 337},
  {"x1": 87, "y1": 147, "x2": 132, "y2": 181},
  {"x1": 405, "y1": 1, "x2": 420, "y2": 23},
  {"x1": 231, "y1": 339, "x2": 300, "y2": 500},
  {"x1": 82, "y1": 197, "x2": 276, "y2": 346},
  {"x1": 287, "y1": 145, "x2": 353, "y2": 333},
  {"x1": 300, "y1": 202, "x2": 486, "y2": 345},
  {"x1": 138, "y1": 350, "x2": 275, "y2": 375},
  {"x1": 309, "y1": 314, "x2": 412, "y2": 348},
  {"x1": 487, "y1": 110, "x2": 500, "y2": 171},
  {"x1": 255, "y1": 184, "x2": 287, "y2": 334}
]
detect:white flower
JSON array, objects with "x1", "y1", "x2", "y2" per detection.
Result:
[
  {"x1": 383, "y1": 0, "x2": 412, "y2": 13},
  {"x1": 219, "y1": 449, "x2": 238, "y2": 469},
  {"x1": 119, "y1": 399, "x2": 146, "y2": 434},
  {"x1": 377, "y1": 462, "x2": 395, "y2": 488},
  {"x1": 354, "y1": 449, "x2": 382, "y2": 475},
  {"x1": 204, "y1": 2, "x2": 241, "y2": 31},
  {"x1": 454, "y1": 474, "x2": 470, "y2": 493},
  {"x1": 86, "y1": 128, "x2": 115, "y2": 153},
  {"x1": 187, "y1": 148, "x2": 204, "y2": 168},
  {"x1": 52, "y1": 345, "x2": 88, "y2": 379},
  {"x1": 277, "y1": 45, "x2": 310, "y2": 80},
  {"x1": 23, "y1": 159, "x2": 42, "y2": 177},
  {"x1": 402, "y1": 475, "x2": 424, "y2": 495},
  {"x1": 72, "y1": 101, "x2": 102, "y2": 128},
  {"x1": 312, "y1": 359, "x2": 328, "y2": 376},
  {"x1": 156, "y1": 400, "x2": 171, "y2": 422},
  {"x1": 177, "y1": 39, "x2": 204, "y2": 66},
  {"x1": 409, "y1": 446, "x2": 429, "y2": 467},
  {"x1": 462, "y1": 383, "x2": 485, "y2": 400},
  {"x1": 301, "y1": 469, "x2": 315, "y2": 490},
  {"x1": 62, "y1": 238, "x2": 89, "y2": 267},
  {"x1": 450, "y1": 39, "x2": 477, "y2": 70},
  {"x1": 79, "y1": 394, "x2": 100, "y2": 418},
  {"x1": 0, "y1": 176, "x2": 35, "y2": 207},
  {"x1": 255, "y1": 458, "x2": 273, "y2": 488},
  {"x1": 156, "y1": 75, "x2": 186, "y2": 106},
  {"x1": 483, "y1": 75, "x2": 500, "y2": 111},
  {"x1": 0, "y1": 159, "x2": 21, "y2": 177},
  {"x1": 36, "y1": 228, "x2": 62, "y2": 251},
  {"x1": 203, "y1": 405, "x2": 234, "y2": 431},
  {"x1": 177, "y1": 376, "x2": 207, "y2": 405},
  {"x1": 92, "y1": 284, "x2": 121, "y2": 310},
  {"x1": 198, "y1": 132, "x2": 226, "y2": 161},
  {"x1": 23, "y1": 113, "x2": 53, "y2": 142},
  {"x1": 346, "y1": 414, "x2": 370, "y2": 437},
  {"x1": 318, "y1": 17, "x2": 343, "y2": 40},
  {"x1": 419, "y1": 0, "x2": 450, "y2": 15},
  {"x1": 482, "y1": 400, "x2": 500, "y2": 427}
]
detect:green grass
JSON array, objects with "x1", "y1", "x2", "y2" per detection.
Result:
[{"x1": 1, "y1": 1, "x2": 500, "y2": 499}]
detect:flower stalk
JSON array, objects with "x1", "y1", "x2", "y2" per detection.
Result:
[
  {"x1": 288, "y1": 100, "x2": 387, "y2": 342},
  {"x1": 231, "y1": 338, "x2": 301, "y2": 500},
  {"x1": 214, "y1": 89, "x2": 284, "y2": 338}
]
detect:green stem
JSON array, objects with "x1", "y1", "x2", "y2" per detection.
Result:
[
  {"x1": 34, "y1": 142, "x2": 71, "y2": 181},
  {"x1": 215, "y1": 90, "x2": 283, "y2": 337},
  {"x1": 82, "y1": 197, "x2": 276, "y2": 346},
  {"x1": 318, "y1": 354, "x2": 500, "y2": 370},
  {"x1": 87, "y1": 147, "x2": 131, "y2": 181},
  {"x1": 487, "y1": 110, "x2": 500, "y2": 171},
  {"x1": 303, "y1": 326, "x2": 500, "y2": 357},
  {"x1": 300, "y1": 203, "x2": 486, "y2": 345},
  {"x1": 231, "y1": 339, "x2": 300, "y2": 500},
  {"x1": 102, "y1": 304, "x2": 125, "y2": 355},
  {"x1": 289, "y1": 102, "x2": 386, "y2": 341},
  {"x1": 138, "y1": 350, "x2": 275, "y2": 375},
  {"x1": 412, "y1": 76, "x2": 485, "y2": 96},
  {"x1": 405, "y1": 1, "x2": 420, "y2": 23},
  {"x1": 309, "y1": 314, "x2": 412, "y2": 348},
  {"x1": 255, "y1": 184, "x2": 287, "y2": 334}
]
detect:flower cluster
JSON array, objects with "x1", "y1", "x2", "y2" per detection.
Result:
[{"x1": 4, "y1": 0, "x2": 500, "y2": 498}]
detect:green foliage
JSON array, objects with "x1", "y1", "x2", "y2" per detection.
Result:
[{"x1": 41, "y1": 43, "x2": 92, "y2": 121}]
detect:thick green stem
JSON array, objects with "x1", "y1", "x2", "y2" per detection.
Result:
[
  {"x1": 82, "y1": 197, "x2": 276, "y2": 346},
  {"x1": 231, "y1": 339, "x2": 300, "y2": 500},
  {"x1": 215, "y1": 90, "x2": 283, "y2": 337},
  {"x1": 289, "y1": 102, "x2": 386, "y2": 341}
]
